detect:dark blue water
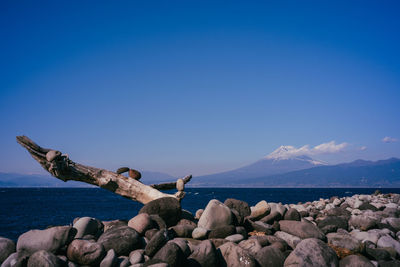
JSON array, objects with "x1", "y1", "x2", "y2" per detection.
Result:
[{"x1": 1, "y1": 187, "x2": 400, "y2": 241}]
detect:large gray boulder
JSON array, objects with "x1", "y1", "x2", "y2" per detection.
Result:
[
  {"x1": 100, "y1": 249, "x2": 118, "y2": 267},
  {"x1": 67, "y1": 239, "x2": 106, "y2": 265},
  {"x1": 284, "y1": 238, "x2": 338, "y2": 267},
  {"x1": 254, "y1": 246, "x2": 285, "y2": 267},
  {"x1": 349, "y1": 215, "x2": 377, "y2": 231},
  {"x1": 73, "y1": 217, "x2": 103, "y2": 239},
  {"x1": 326, "y1": 232, "x2": 362, "y2": 253},
  {"x1": 1, "y1": 252, "x2": 18, "y2": 267},
  {"x1": 198, "y1": 199, "x2": 233, "y2": 230},
  {"x1": 218, "y1": 242, "x2": 257, "y2": 267},
  {"x1": 0, "y1": 237, "x2": 16, "y2": 264},
  {"x1": 139, "y1": 197, "x2": 181, "y2": 227},
  {"x1": 153, "y1": 242, "x2": 185, "y2": 267},
  {"x1": 317, "y1": 216, "x2": 348, "y2": 233},
  {"x1": 238, "y1": 239, "x2": 262, "y2": 257},
  {"x1": 128, "y1": 213, "x2": 154, "y2": 235},
  {"x1": 224, "y1": 198, "x2": 251, "y2": 225},
  {"x1": 145, "y1": 229, "x2": 169, "y2": 257},
  {"x1": 17, "y1": 226, "x2": 76, "y2": 255},
  {"x1": 208, "y1": 225, "x2": 236, "y2": 239},
  {"x1": 382, "y1": 218, "x2": 400, "y2": 232},
  {"x1": 279, "y1": 220, "x2": 326, "y2": 240},
  {"x1": 187, "y1": 240, "x2": 219, "y2": 267},
  {"x1": 339, "y1": 255, "x2": 374, "y2": 267},
  {"x1": 377, "y1": 235, "x2": 400, "y2": 255},
  {"x1": 275, "y1": 231, "x2": 301, "y2": 249},
  {"x1": 97, "y1": 226, "x2": 142, "y2": 256},
  {"x1": 250, "y1": 200, "x2": 271, "y2": 220},
  {"x1": 284, "y1": 208, "x2": 301, "y2": 221},
  {"x1": 27, "y1": 250, "x2": 63, "y2": 267}
]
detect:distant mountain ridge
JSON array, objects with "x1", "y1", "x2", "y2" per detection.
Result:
[
  {"x1": 195, "y1": 147, "x2": 327, "y2": 185},
  {"x1": 194, "y1": 158, "x2": 400, "y2": 187},
  {"x1": 0, "y1": 171, "x2": 177, "y2": 187}
]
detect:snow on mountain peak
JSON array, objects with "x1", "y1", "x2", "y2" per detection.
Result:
[{"x1": 264, "y1": 145, "x2": 327, "y2": 165}]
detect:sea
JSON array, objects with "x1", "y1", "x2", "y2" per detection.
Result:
[{"x1": 1, "y1": 187, "x2": 400, "y2": 241}]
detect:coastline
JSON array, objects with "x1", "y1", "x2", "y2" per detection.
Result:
[{"x1": 1, "y1": 191, "x2": 400, "y2": 266}]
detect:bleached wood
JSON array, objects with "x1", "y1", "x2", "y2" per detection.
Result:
[{"x1": 16, "y1": 136, "x2": 191, "y2": 204}]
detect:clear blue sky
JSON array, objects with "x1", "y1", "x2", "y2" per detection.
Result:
[{"x1": 1, "y1": 1, "x2": 399, "y2": 176}]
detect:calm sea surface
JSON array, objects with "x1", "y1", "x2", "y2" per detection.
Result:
[{"x1": 1, "y1": 187, "x2": 400, "y2": 240}]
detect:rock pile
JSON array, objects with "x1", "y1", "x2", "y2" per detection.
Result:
[{"x1": 2, "y1": 192, "x2": 400, "y2": 266}]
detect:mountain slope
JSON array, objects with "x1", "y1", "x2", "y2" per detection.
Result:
[
  {"x1": 0, "y1": 171, "x2": 177, "y2": 187},
  {"x1": 195, "y1": 146, "x2": 326, "y2": 186},
  {"x1": 244, "y1": 158, "x2": 400, "y2": 187}
]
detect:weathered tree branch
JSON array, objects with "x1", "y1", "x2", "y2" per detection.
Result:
[
  {"x1": 150, "y1": 175, "x2": 192, "y2": 190},
  {"x1": 16, "y1": 136, "x2": 192, "y2": 204}
]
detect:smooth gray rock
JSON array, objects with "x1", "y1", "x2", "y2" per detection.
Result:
[
  {"x1": 218, "y1": 242, "x2": 257, "y2": 267},
  {"x1": 224, "y1": 198, "x2": 251, "y2": 225},
  {"x1": 1, "y1": 253, "x2": 18, "y2": 267},
  {"x1": 139, "y1": 197, "x2": 181, "y2": 227},
  {"x1": 275, "y1": 231, "x2": 301, "y2": 249},
  {"x1": 377, "y1": 235, "x2": 400, "y2": 255},
  {"x1": 192, "y1": 227, "x2": 208, "y2": 240},
  {"x1": 382, "y1": 218, "x2": 400, "y2": 232},
  {"x1": 284, "y1": 208, "x2": 301, "y2": 221},
  {"x1": 97, "y1": 226, "x2": 141, "y2": 256},
  {"x1": 129, "y1": 249, "x2": 144, "y2": 264},
  {"x1": 260, "y1": 211, "x2": 282, "y2": 224},
  {"x1": 254, "y1": 245, "x2": 285, "y2": 267},
  {"x1": 279, "y1": 220, "x2": 326, "y2": 240},
  {"x1": 168, "y1": 238, "x2": 191, "y2": 257},
  {"x1": 208, "y1": 225, "x2": 236, "y2": 239},
  {"x1": 270, "y1": 203, "x2": 287, "y2": 217},
  {"x1": 17, "y1": 226, "x2": 76, "y2": 254},
  {"x1": 170, "y1": 224, "x2": 195, "y2": 238},
  {"x1": 198, "y1": 199, "x2": 233, "y2": 230},
  {"x1": 250, "y1": 200, "x2": 271, "y2": 220},
  {"x1": 66, "y1": 239, "x2": 106, "y2": 265},
  {"x1": 317, "y1": 216, "x2": 348, "y2": 233},
  {"x1": 365, "y1": 245, "x2": 391, "y2": 261},
  {"x1": 100, "y1": 249, "x2": 118, "y2": 267},
  {"x1": 128, "y1": 214, "x2": 154, "y2": 235},
  {"x1": 153, "y1": 242, "x2": 185, "y2": 267},
  {"x1": 117, "y1": 256, "x2": 130, "y2": 267},
  {"x1": 102, "y1": 220, "x2": 127, "y2": 232},
  {"x1": 225, "y1": 234, "x2": 245, "y2": 243},
  {"x1": 327, "y1": 232, "x2": 362, "y2": 253},
  {"x1": 284, "y1": 238, "x2": 339, "y2": 267},
  {"x1": 349, "y1": 215, "x2": 377, "y2": 231},
  {"x1": 187, "y1": 240, "x2": 219, "y2": 267},
  {"x1": 27, "y1": 250, "x2": 63, "y2": 267},
  {"x1": 339, "y1": 255, "x2": 374, "y2": 267},
  {"x1": 238, "y1": 239, "x2": 262, "y2": 256},
  {"x1": 145, "y1": 230, "x2": 169, "y2": 257},
  {"x1": 0, "y1": 237, "x2": 16, "y2": 264},
  {"x1": 73, "y1": 217, "x2": 103, "y2": 239}
]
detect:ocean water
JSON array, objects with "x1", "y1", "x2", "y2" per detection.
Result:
[{"x1": 1, "y1": 187, "x2": 400, "y2": 241}]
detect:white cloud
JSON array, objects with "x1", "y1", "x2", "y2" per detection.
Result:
[
  {"x1": 312, "y1": 141, "x2": 348, "y2": 154},
  {"x1": 382, "y1": 136, "x2": 398, "y2": 143},
  {"x1": 266, "y1": 141, "x2": 349, "y2": 159},
  {"x1": 360, "y1": 146, "x2": 367, "y2": 151}
]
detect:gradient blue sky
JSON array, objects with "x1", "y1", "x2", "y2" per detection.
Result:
[{"x1": 1, "y1": 1, "x2": 399, "y2": 176}]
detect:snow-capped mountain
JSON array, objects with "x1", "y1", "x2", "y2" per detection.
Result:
[
  {"x1": 195, "y1": 146, "x2": 328, "y2": 186},
  {"x1": 265, "y1": 145, "x2": 327, "y2": 165}
]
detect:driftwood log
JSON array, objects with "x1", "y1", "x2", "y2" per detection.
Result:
[{"x1": 16, "y1": 136, "x2": 192, "y2": 204}]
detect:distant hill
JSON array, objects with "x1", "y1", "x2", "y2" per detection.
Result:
[
  {"x1": 194, "y1": 146, "x2": 326, "y2": 186},
  {"x1": 193, "y1": 158, "x2": 400, "y2": 187},
  {"x1": 0, "y1": 173, "x2": 90, "y2": 187},
  {"x1": 0, "y1": 170, "x2": 177, "y2": 187}
]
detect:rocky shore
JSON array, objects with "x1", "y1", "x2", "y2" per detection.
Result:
[{"x1": 2, "y1": 191, "x2": 400, "y2": 267}]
